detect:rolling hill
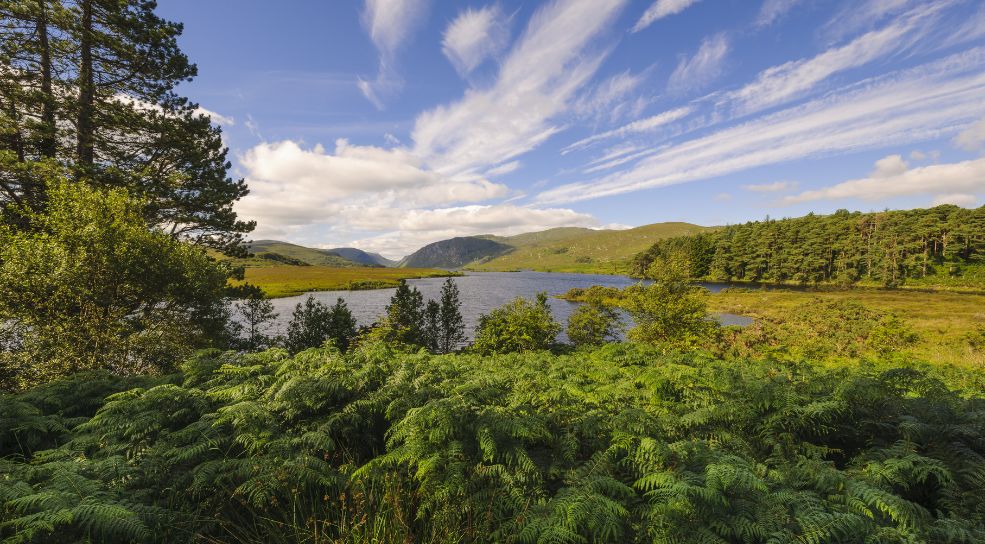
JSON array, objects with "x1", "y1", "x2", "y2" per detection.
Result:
[
  {"x1": 467, "y1": 222, "x2": 711, "y2": 274},
  {"x1": 399, "y1": 237, "x2": 513, "y2": 269},
  {"x1": 246, "y1": 240, "x2": 361, "y2": 267},
  {"x1": 326, "y1": 247, "x2": 396, "y2": 267}
]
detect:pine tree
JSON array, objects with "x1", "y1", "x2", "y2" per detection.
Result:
[
  {"x1": 383, "y1": 280, "x2": 426, "y2": 347},
  {"x1": 423, "y1": 299, "x2": 441, "y2": 353},
  {"x1": 437, "y1": 278, "x2": 465, "y2": 353},
  {"x1": 232, "y1": 295, "x2": 279, "y2": 352}
]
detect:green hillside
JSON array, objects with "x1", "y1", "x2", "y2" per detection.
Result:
[
  {"x1": 246, "y1": 240, "x2": 361, "y2": 267},
  {"x1": 468, "y1": 222, "x2": 711, "y2": 274}
]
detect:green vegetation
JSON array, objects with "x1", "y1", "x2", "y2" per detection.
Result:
[
  {"x1": 373, "y1": 279, "x2": 467, "y2": 354},
  {"x1": 0, "y1": 0, "x2": 252, "y2": 254},
  {"x1": 285, "y1": 296, "x2": 357, "y2": 354},
  {"x1": 635, "y1": 206, "x2": 985, "y2": 290},
  {"x1": 246, "y1": 240, "x2": 363, "y2": 268},
  {"x1": 472, "y1": 292, "x2": 562, "y2": 354},
  {"x1": 566, "y1": 301, "x2": 622, "y2": 347},
  {"x1": 3, "y1": 341, "x2": 984, "y2": 543},
  {"x1": 399, "y1": 236, "x2": 513, "y2": 268},
  {"x1": 0, "y1": 180, "x2": 233, "y2": 390},
  {"x1": 231, "y1": 265, "x2": 458, "y2": 298},
  {"x1": 470, "y1": 222, "x2": 710, "y2": 274}
]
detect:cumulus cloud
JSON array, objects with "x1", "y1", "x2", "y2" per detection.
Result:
[
  {"x1": 743, "y1": 181, "x2": 798, "y2": 192},
  {"x1": 632, "y1": 0, "x2": 701, "y2": 33},
  {"x1": 755, "y1": 0, "x2": 804, "y2": 28},
  {"x1": 235, "y1": 139, "x2": 509, "y2": 238},
  {"x1": 782, "y1": 156, "x2": 985, "y2": 204},
  {"x1": 667, "y1": 34, "x2": 730, "y2": 94},
  {"x1": 412, "y1": 0, "x2": 628, "y2": 177},
  {"x1": 536, "y1": 47, "x2": 985, "y2": 205},
  {"x1": 954, "y1": 117, "x2": 985, "y2": 150},
  {"x1": 442, "y1": 5, "x2": 511, "y2": 76}
]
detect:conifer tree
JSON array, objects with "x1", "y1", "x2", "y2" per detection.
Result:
[
  {"x1": 232, "y1": 295, "x2": 279, "y2": 352},
  {"x1": 423, "y1": 299, "x2": 441, "y2": 353},
  {"x1": 437, "y1": 278, "x2": 465, "y2": 353},
  {"x1": 383, "y1": 280, "x2": 426, "y2": 346},
  {"x1": 285, "y1": 296, "x2": 356, "y2": 354}
]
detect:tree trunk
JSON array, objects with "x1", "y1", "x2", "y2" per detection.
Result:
[
  {"x1": 37, "y1": 0, "x2": 56, "y2": 159},
  {"x1": 76, "y1": 0, "x2": 95, "y2": 168}
]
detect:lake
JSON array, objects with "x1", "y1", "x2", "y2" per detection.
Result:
[{"x1": 261, "y1": 271, "x2": 752, "y2": 342}]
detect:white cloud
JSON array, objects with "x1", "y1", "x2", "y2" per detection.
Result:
[
  {"x1": 954, "y1": 117, "x2": 985, "y2": 150},
  {"x1": 755, "y1": 0, "x2": 804, "y2": 28},
  {"x1": 235, "y1": 139, "x2": 509, "y2": 237},
  {"x1": 725, "y1": 5, "x2": 943, "y2": 116},
  {"x1": 347, "y1": 204, "x2": 601, "y2": 257},
  {"x1": 412, "y1": 0, "x2": 628, "y2": 177},
  {"x1": 871, "y1": 154, "x2": 908, "y2": 177},
  {"x1": 536, "y1": 47, "x2": 985, "y2": 205},
  {"x1": 486, "y1": 160, "x2": 521, "y2": 176},
  {"x1": 574, "y1": 70, "x2": 648, "y2": 123},
  {"x1": 820, "y1": 0, "x2": 918, "y2": 44},
  {"x1": 783, "y1": 156, "x2": 985, "y2": 204},
  {"x1": 632, "y1": 0, "x2": 701, "y2": 33},
  {"x1": 442, "y1": 5, "x2": 511, "y2": 76},
  {"x1": 194, "y1": 106, "x2": 234, "y2": 126},
  {"x1": 668, "y1": 34, "x2": 729, "y2": 94},
  {"x1": 562, "y1": 106, "x2": 692, "y2": 153},
  {"x1": 743, "y1": 180, "x2": 798, "y2": 192},
  {"x1": 715, "y1": 192, "x2": 732, "y2": 201},
  {"x1": 931, "y1": 193, "x2": 978, "y2": 207},
  {"x1": 359, "y1": 0, "x2": 430, "y2": 108}
]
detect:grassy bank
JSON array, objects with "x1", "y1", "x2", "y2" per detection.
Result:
[
  {"x1": 708, "y1": 287, "x2": 985, "y2": 367},
  {"x1": 232, "y1": 265, "x2": 458, "y2": 298}
]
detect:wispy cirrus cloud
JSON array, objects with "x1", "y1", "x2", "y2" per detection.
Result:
[
  {"x1": 412, "y1": 0, "x2": 628, "y2": 177},
  {"x1": 632, "y1": 0, "x2": 701, "y2": 33},
  {"x1": 536, "y1": 47, "x2": 985, "y2": 205},
  {"x1": 358, "y1": 0, "x2": 431, "y2": 109},
  {"x1": 725, "y1": 3, "x2": 947, "y2": 116},
  {"x1": 755, "y1": 0, "x2": 804, "y2": 28},
  {"x1": 667, "y1": 33, "x2": 730, "y2": 94},
  {"x1": 743, "y1": 181, "x2": 798, "y2": 193},
  {"x1": 442, "y1": 5, "x2": 511, "y2": 77},
  {"x1": 562, "y1": 106, "x2": 692, "y2": 153}
]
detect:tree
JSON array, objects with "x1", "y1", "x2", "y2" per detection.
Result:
[
  {"x1": 383, "y1": 280, "x2": 426, "y2": 346},
  {"x1": 423, "y1": 299, "x2": 441, "y2": 353},
  {"x1": 437, "y1": 278, "x2": 465, "y2": 353},
  {"x1": 0, "y1": 178, "x2": 231, "y2": 390},
  {"x1": 231, "y1": 295, "x2": 279, "y2": 352},
  {"x1": 0, "y1": 0, "x2": 253, "y2": 253},
  {"x1": 284, "y1": 296, "x2": 356, "y2": 354},
  {"x1": 567, "y1": 302, "x2": 622, "y2": 347},
  {"x1": 624, "y1": 259, "x2": 715, "y2": 348},
  {"x1": 472, "y1": 292, "x2": 560, "y2": 355}
]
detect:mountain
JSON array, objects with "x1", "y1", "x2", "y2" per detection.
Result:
[
  {"x1": 325, "y1": 247, "x2": 396, "y2": 267},
  {"x1": 399, "y1": 237, "x2": 513, "y2": 269},
  {"x1": 246, "y1": 240, "x2": 360, "y2": 267},
  {"x1": 467, "y1": 222, "x2": 711, "y2": 274}
]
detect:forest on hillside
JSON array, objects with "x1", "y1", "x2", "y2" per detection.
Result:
[{"x1": 635, "y1": 206, "x2": 985, "y2": 288}]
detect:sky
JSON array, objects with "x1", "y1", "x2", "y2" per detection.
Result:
[{"x1": 157, "y1": 0, "x2": 985, "y2": 259}]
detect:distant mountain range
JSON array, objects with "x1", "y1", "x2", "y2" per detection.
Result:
[
  {"x1": 245, "y1": 222, "x2": 710, "y2": 273},
  {"x1": 398, "y1": 237, "x2": 513, "y2": 269},
  {"x1": 324, "y1": 247, "x2": 397, "y2": 267}
]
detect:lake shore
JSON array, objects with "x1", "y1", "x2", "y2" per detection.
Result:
[{"x1": 232, "y1": 265, "x2": 461, "y2": 298}]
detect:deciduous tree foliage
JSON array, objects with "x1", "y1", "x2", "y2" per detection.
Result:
[
  {"x1": 0, "y1": 179, "x2": 232, "y2": 390},
  {"x1": 472, "y1": 292, "x2": 561, "y2": 354},
  {"x1": 1, "y1": 343, "x2": 983, "y2": 543},
  {"x1": 635, "y1": 206, "x2": 985, "y2": 287}
]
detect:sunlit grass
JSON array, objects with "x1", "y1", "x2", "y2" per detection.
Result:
[
  {"x1": 232, "y1": 265, "x2": 458, "y2": 298},
  {"x1": 708, "y1": 288, "x2": 985, "y2": 368}
]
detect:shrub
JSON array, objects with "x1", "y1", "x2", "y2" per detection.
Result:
[
  {"x1": 472, "y1": 292, "x2": 561, "y2": 354},
  {"x1": 567, "y1": 302, "x2": 622, "y2": 347}
]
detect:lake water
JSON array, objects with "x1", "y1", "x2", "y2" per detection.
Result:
[{"x1": 261, "y1": 271, "x2": 752, "y2": 342}]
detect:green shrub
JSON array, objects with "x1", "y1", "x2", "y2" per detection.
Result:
[{"x1": 472, "y1": 293, "x2": 561, "y2": 354}]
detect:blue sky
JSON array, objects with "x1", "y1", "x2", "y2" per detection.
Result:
[{"x1": 158, "y1": 0, "x2": 985, "y2": 258}]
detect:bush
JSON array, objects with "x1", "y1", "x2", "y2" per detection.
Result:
[
  {"x1": 0, "y1": 180, "x2": 232, "y2": 390},
  {"x1": 472, "y1": 292, "x2": 561, "y2": 354},
  {"x1": 285, "y1": 296, "x2": 357, "y2": 353},
  {"x1": 567, "y1": 302, "x2": 622, "y2": 347}
]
